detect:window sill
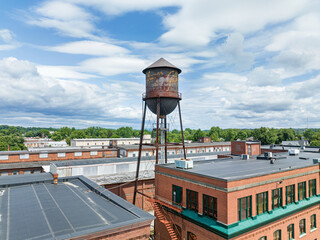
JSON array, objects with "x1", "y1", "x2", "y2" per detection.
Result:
[
  {"x1": 299, "y1": 233, "x2": 306, "y2": 238},
  {"x1": 310, "y1": 228, "x2": 317, "y2": 232}
]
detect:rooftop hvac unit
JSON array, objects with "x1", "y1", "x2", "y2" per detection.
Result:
[
  {"x1": 289, "y1": 149, "x2": 299, "y2": 155},
  {"x1": 264, "y1": 152, "x2": 273, "y2": 158},
  {"x1": 241, "y1": 154, "x2": 249, "y2": 160},
  {"x1": 175, "y1": 159, "x2": 193, "y2": 169},
  {"x1": 313, "y1": 158, "x2": 320, "y2": 164}
]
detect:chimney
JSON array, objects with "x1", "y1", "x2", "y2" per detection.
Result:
[{"x1": 52, "y1": 173, "x2": 58, "y2": 184}]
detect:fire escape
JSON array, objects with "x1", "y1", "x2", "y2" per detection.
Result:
[{"x1": 148, "y1": 198, "x2": 183, "y2": 240}]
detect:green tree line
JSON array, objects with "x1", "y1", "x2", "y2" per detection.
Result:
[{"x1": 0, "y1": 125, "x2": 320, "y2": 151}]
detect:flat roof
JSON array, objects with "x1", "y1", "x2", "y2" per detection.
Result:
[
  {"x1": 52, "y1": 151, "x2": 230, "y2": 168},
  {"x1": 0, "y1": 174, "x2": 154, "y2": 240},
  {"x1": 119, "y1": 142, "x2": 231, "y2": 150},
  {"x1": 0, "y1": 147, "x2": 116, "y2": 155},
  {"x1": 157, "y1": 151, "x2": 320, "y2": 182}
]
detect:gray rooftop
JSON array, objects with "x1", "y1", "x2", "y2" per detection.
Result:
[
  {"x1": 142, "y1": 57, "x2": 182, "y2": 73},
  {"x1": 119, "y1": 142, "x2": 231, "y2": 150},
  {"x1": 158, "y1": 151, "x2": 320, "y2": 182},
  {"x1": 0, "y1": 174, "x2": 154, "y2": 240},
  {"x1": 52, "y1": 151, "x2": 230, "y2": 168}
]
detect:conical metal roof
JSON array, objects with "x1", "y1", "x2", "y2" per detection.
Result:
[{"x1": 142, "y1": 57, "x2": 181, "y2": 74}]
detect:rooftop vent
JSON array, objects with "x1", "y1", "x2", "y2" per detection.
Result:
[
  {"x1": 264, "y1": 152, "x2": 273, "y2": 158},
  {"x1": 313, "y1": 158, "x2": 320, "y2": 164},
  {"x1": 175, "y1": 159, "x2": 193, "y2": 169},
  {"x1": 289, "y1": 149, "x2": 299, "y2": 155},
  {"x1": 241, "y1": 154, "x2": 249, "y2": 160}
]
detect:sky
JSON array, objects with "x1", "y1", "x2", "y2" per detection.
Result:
[{"x1": 0, "y1": 0, "x2": 319, "y2": 130}]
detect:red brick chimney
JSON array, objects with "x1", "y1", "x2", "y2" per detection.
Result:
[{"x1": 52, "y1": 173, "x2": 58, "y2": 184}]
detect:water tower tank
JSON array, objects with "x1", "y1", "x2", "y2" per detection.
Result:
[{"x1": 142, "y1": 58, "x2": 181, "y2": 115}]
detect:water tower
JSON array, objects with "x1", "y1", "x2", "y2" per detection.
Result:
[{"x1": 133, "y1": 58, "x2": 187, "y2": 205}]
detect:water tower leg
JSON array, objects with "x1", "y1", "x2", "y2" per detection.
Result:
[
  {"x1": 164, "y1": 116, "x2": 168, "y2": 163},
  {"x1": 155, "y1": 98, "x2": 160, "y2": 164},
  {"x1": 178, "y1": 101, "x2": 187, "y2": 159},
  {"x1": 133, "y1": 101, "x2": 147, "y2": 205}
]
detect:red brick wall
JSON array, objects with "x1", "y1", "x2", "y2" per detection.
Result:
[
  {"x1": 261, "y1": 148, "x2": 287, "y2": 154},
  {"x1": 0, "y1": 149, "x2": 117, "y2": 164},
  {"x1": 104, "y1": 179, "x2": 155, "y2": 212},
  {"x1": 231, "y1": 141, "x2": 261, "y2": 156}
]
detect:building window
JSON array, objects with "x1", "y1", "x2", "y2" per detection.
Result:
[
  {"x1": 39, "y1": 153, "x2": 48, "y2": 158},
  {"x1": 173, "y1": 224, "x2": 181, "y2": 239},
  {"x1": 74, "y1": 152, "x2": 82, "y2": 157},
  {"x1": 256, "y1": 191, "x2": 268, "y2": 214},
  {"x1": 273, "y1": 229, "x2": 281, "y2": 240},
  {"x1": 186, "y1": 189, "x2": 198, "y2": 212},
  {"x1": 187, "y1": 232, "x2": 197, "y2": 240},
  {"x1": 286, "y1": 184, "x2": 295, "y2": 205},
  {"x1": 309, "y1": 179, "x2": 316, "y2": 197},
  {"x1": 203, "y1": 194, "x2": 217, "y2": 219},
  {"x1": 258, "y1": 237, "x2": 267, "y2": 240},
  {"x1": 172, "y1": 185, "x2": 182, "y2": 206},
  {"x1": 287, "y1": 224, "x2": 294, "y2": 240},
  {"x1": 20, "y1": 154, "x2": 29, "y2": 159},
  {"x1": 90, "y1": 151, "x2": 98, "y2": 156},
  {"x1": 311, "y1": 214, "x2": 316, "y2": 230},
  {"x1": 57, "y1": 152, "x2": 66, "y2": 158},
  {"x1": 238, "y1": 196, "x2": 252, "y2": 221},
  {"x1": 132, "y1": 153, "x2": 136, "y2": 157},
  {"x1": 272, "y1": 188, "x2": 282, "y2": 209},
  {"x1": 298, "y1": 181, "x2": 306, "y2": 201},
  {"x1": 299, "y1": 219, "x2": 306, "y2": 236},
  {"x1": 146, "y1": 152, "x2": 149, "y2": 156},
  {"x1": 12, "y1": 171, "x2": 18, "y2": 175}
]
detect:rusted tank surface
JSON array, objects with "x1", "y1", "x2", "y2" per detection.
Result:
[
  {"x1": 143, "y1": 58, "x2": 181, "y2": 115},
  {"x1": 145, "y1": 67, "x2": 179, "y2": 99}
]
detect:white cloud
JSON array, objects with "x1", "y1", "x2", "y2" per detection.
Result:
[
  {"x1": 37, "y1": 65, "x2": 98, "y2": 79},
  {"x1": 0, "y1": 57, "x2": 143, "y2": 122},
  {"x1": 46, "y1": 40, "x2": 129, "y2": 56},
  {"x1": 28, "y1": 1, "x2": 96, "y2": 38},
  {"x1": 79, "y1": 56, "x2": 148, "y2": 76},
  {"x1": 0, "y1": 29, "x2": 14, "y2": 42},
  {"x1": 247, "y1": 67, "x2": 282, "y2": 86},
  {"x1": 219, "y1": 33, "x2": 254, "y2": 70},
  {"x1": 0, "y1": 29, "x2": 19, "y2": 51},
  {"x1": 266, "y1": 12, "x2": 320, "y2": 75},
  {"x1": 160, "y1": 0, "x2": 308, "y2": 47},
  {"x1": 70, "y1": 0, "x2": 180, "y2": 16}
]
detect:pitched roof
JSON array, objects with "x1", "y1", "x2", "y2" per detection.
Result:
[{"x1": 142, "y1": 57, "x2": 182, "y2": 73}]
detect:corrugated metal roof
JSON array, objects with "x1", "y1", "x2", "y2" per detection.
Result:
[
  {"x1": 142, "y1": 57, "x2": 182, "y2": 73},
  {"x1": 0, "y1": 175, "x2": 154, "y2": 240}
]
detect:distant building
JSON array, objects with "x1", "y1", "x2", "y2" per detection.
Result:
[
  {"x1": 0, "y1": 147, "x2": 117, "y2": 176},
  {"x1": 231, "y1": 140, "x2": 261, "y2": 156},
  {"x1": 153, "y1": 142, "x2": 320, "y2": 239},
  {"x1": 198, "y1": 137, "x2": 211, "y2": 143},
  {"x1": 119, "y1": 142, "x2": 231, "y2": 158},
  {"x1": 70, "y1": 135, "x2": 152, "y2": 147},
  {"x1": 0, "y1": 173, "x2": 154, "y2": 240},
  {"x1": 23, "y1": 137, "x2": 68, "y2": 148},
  {"x1": 282, "y1": 140, "x2": 309, "y2": 147}
]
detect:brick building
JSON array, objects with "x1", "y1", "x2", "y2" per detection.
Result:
[
  {"x1": 0, "y1": 147, "x2": 117, "y2": 176},
  {"x1": 50, "y1": 151, "x2": 227, "y2": 212},
  {"x1": 154, "y1": 143, "x2": 320, "y2": 239},
  {"x1": 119, "y1": 142, "x2": 231, "y2": 158},
  {"x1": 231, "y1": 140, "x2": 261, "y2": 156},
  {"x1": 0, "y1": 173, "x2": 154, "y2": 240}
]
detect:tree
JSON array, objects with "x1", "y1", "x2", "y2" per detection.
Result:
[
  {"x1": 303, "y1": 129, "x2": 314, "y2": 142},
  {"x1": 192, "y1": 129, "x2": 204, "y2": 142},
  {"x1": 236, "y1": 131, "x2": 247, "y2": 140}
]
